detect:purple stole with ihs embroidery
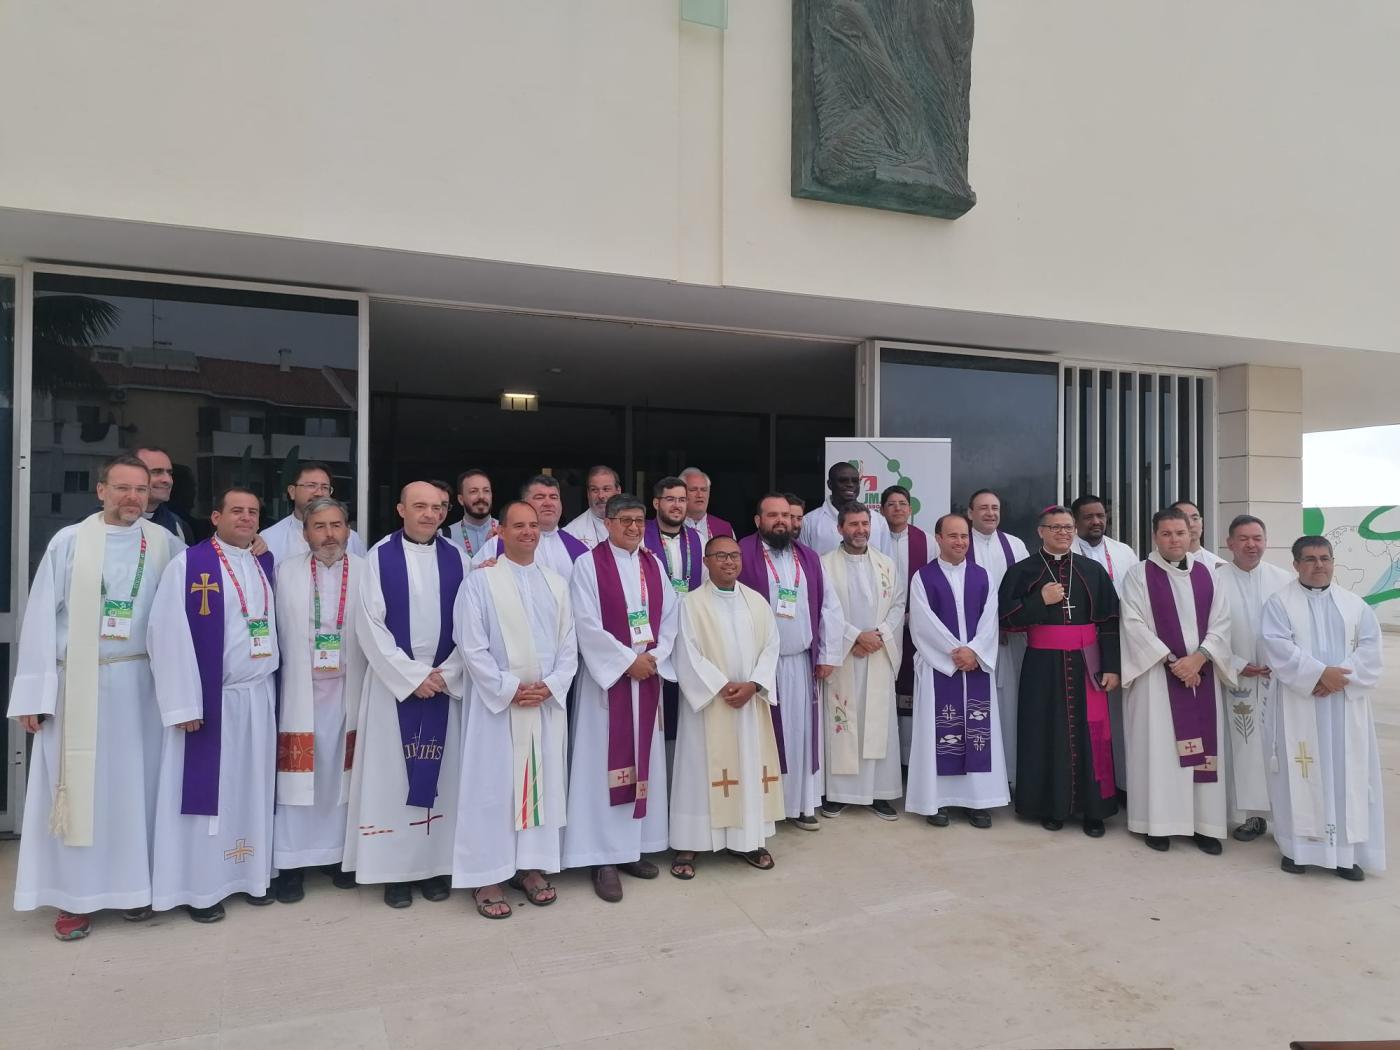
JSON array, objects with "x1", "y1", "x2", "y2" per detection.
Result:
[
  {"x1": 592, "y1": 543, "x2": 665, "y2": 817},
  {"x1": 1144, "y1": 559, "x2": 1218, "y2": 781},
  {"x1": 379, "y1": 532, "x2": 464, "y2": 807},
  {"x1": 182, "y1": 540, "x2": 276, "y2": 815},
  {"x1": 917, "y1": 560, "x2": 992, "y2": 775}
]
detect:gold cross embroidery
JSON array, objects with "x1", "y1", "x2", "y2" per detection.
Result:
[
  {"x1": 761, "y1": 765, "x2": 781, "y2": 794},
  {"x1": 1294, "y1": 741, "x2": 1314, "y2": 779},
  {"x1": 190, "y1": 573, "x2": 220, "y2": 616}
]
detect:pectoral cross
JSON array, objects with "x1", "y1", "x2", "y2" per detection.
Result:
[
  {"x1": 1294, "y1": 741, "x2": 1314, "y2": 779},
  {"x1": 190, "y1": 573, "x2": 220, "y2": 616},
  {"x1": 711, "y1": 769, "x2": 739, "y2": 798},
  {"x1": 761, "y1": 765, "x2": 780, "y2": 794}
]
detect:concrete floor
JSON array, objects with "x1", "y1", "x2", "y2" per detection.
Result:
[{"x1": 3, "y1": 637, "x2": 1398, "y2": 1050}]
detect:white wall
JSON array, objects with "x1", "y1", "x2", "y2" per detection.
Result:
[{"x1": 3, "y1": 1, "x2": 1399, "y2": 354}]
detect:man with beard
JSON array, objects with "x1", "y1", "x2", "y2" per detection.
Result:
[
  {"x1": 271, "y1": 497, "x2": 365, "y2": 902},
  {"x1": 646, "y1": 477, "x2": 706, "y2": 776},
  {"x1": 1170, "y1": 499, "x2": 1225, "y2": 569},
  {"x1": 999, "y1": 506, "x2": 1121, "y2": 837},
  {"x1": 472, "y1": 475, "x2": 589, "y2": 577},
  {"x1": 564, "y1": 465, "x2": 622, "y2": 550},
  {"x1": 786, "y1": 494, "x2": 806, "y2": 536},
  {"x1": 880, "y1": 484, "x2": 928, "y2": 769},
  {"x1": 448, "y1": 468, "x2": 498, "y2": 561},
  {"x1": 800, "y1": 462, "x2": 893, "y2": 557},
  {"x1": 260, "y1": 462, "x2": 367, "y2": 565},
  {"x1": 134, "y1": 446, "x2": 190, "y2": 543},
  {"x1": 737, "y1": 494, "x2": 842, "y2": 830}
]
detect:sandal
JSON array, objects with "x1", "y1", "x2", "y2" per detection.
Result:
[
  {"x1": 670, "y1": 853, "x2": 696, "y2": 880},
  {"x1": 472, "y1": 888, "x2": 512, "y2": 920},
  {"x1": 726, "y1": 847, "x2": 775, "y2": 871},
  {"x1": 507, "y1": 873, "x2": 557, "y2": 906}
]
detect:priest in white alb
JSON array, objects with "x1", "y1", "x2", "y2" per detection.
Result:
[
  {"x1": 343, "y1": 481, "x2": 469, "y2": 909},
  {"x1": 1172, "y1": 499, "x2": 1225, "y2": 569},
  {"x1": 471, "y1": 474, "x2": 589, "y2": 577},
  {"x1": 1119, "y1": 508, "x2": 1236, "y2": 855},
  {"x1": 448, "y1": 468, "x2": 497, "y2": 561},
  {"x1": 669, "y1": 535, "x2": 782, "y2": 879},
  {"x1": 1261, "y1": 535, "x2": 1385, "y2": 880},
  {"x1": 270, "y1": 497, "x2": 365, "y2": 902},
  {"x1": 800, "y1": 463, "x2": 893, "y2": 557},
  {"x1": 452, "y1": 501, "x2": 577, "y2": 919},
  {"x1": 561, "y1": 494, "x2": 679, "y2": 903},
  {"x1": 259, "y1": 462, "x2": 367, "y2": 564},
  {"x1": 1218, "y1": 514, "x2": 1292, "y2": 843},
  {"x1": 10, "y1": 456, "x2": 181, "y2": 941},
  {"x1": 148, "y1": 487, "x2": 280, "y2": 922},
  {"x1": 820, "y1": 504, "x2": 906, "y2": 820},
  {"x1": 965, "y1": 488, "x2": 1029, "y2": 786},
  {"x1": 563, "y1": 465, "x2": 621, "y2": 550},
  {"x1": 880, "y1": 484, "x2": 928, "y2": 769},
  {"x1": 906, "y1": 514, "x2": 1009, "y2": 829}
]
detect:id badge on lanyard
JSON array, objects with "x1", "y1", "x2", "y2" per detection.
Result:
[
  {"x1": 101, "y1": 598, "x2": 134, "y2": 640},
  {"x1": 628, "y1": 607, "x2": 654, "y2": 646},
  {"x1": 313, "y1": 632, "x2": 342, "y2": 672},
  {"x1": 775, "y1": 586, "x2": 799, "y2": 619},
  {"x1": 247, "y1": 618, "x2": 273, "y2": 659}
]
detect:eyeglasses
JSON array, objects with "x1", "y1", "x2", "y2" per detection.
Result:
[
  {"x1": 296, "y1": 482, "x2": 333, "y2": 494},
  {"x1": 706, "y1": 552, "x2": 742, "y2": 562},
  {"x1": 656, "y1": 496, "x2": 687, "y2": 505},
  {"x1": 1040, "y1": 524, "x2": 1076, "y2": 534},
  {"x1": 610, "y1": 516, "x2": 646, "y2": 528}
]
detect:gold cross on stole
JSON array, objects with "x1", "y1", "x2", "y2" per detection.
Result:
[
  {"x1": 190, "y1": 573, "x2": 220, "y2": 616},
  {"x1": 1294, "y1": 741, "x2": 1314, "y2": 779}
]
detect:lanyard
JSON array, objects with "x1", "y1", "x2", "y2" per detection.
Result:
[
  {"x1": 212, "y1": 538, "x2": 269, "y2": 620},
  {"x1": 459, "y1": 518, "x2": 494, "y2": 557},
  {"x1": 637, "y1": 553, "x2": 650, "y2": 612},
  {"x1": 101, "y1": 532, "x2": 149, "y2": 600},
  {"x1": 659, "y1": 529, "x2": 690, "y2": 582},
  {"x1": 762, "y1": 545, "x2": 801, "y2": 590},
  {"x1": 311, "y1": 555, "x2": 350, "y2": 633}
]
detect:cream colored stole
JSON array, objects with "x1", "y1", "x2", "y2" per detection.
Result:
[
  {"x1": 54, "y1": 513, "x2": 171, "y2": 846},
  {"x1": 482, "y1": 561, "x2": 568, "y2": 831},
  {"x1": 683, "y1": 584, "x2": 784, "y2": 829},
  {"x1": 1277, "y1": 582, "x2": 1371, "y2": 844},
  {"x1": 822, "y1": 547, "x2": 899, "y2": 776}
]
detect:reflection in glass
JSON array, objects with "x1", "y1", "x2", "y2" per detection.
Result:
[{"x1": 29, "y1": 273, "x2": 359, "y2": 575}]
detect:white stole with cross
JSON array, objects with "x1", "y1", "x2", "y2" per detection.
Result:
[
  {"x1": 681, "y1": 583, "x2": 785, "y2": 829},
  {"x1": 481, "y1": 560, "x2": 569, "y2": 831},
  {"x1": 1276, "y1": 581, "x2": 1371, "y2": 844}
]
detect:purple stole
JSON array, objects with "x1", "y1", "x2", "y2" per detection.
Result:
[
  {"x1": 736, "y1": 533, "x2": 823, "y2": 774},
  {"x1": 643, "y1": 521, "x2": 703, "y2": 592},
  {"x1": 895, "y1": 525, "x2": 930, "y2": 694},
  {"x1": 918, "y1": 560, "x2": 993, "y2": 775},
  {"x1": 966, "y1": 529, "x2": 1016, "y2": 571},
  {"x1": 181, "y1": 540, "x2": 276, "y2": 816},
  {"x1": 1144, "y1": 559, "x2": 1218, "y2": 782},
  {"x1": 706, "y1": 514, "x2": 735, "y2": 540},
  {"x1": 378, "y1": 532, "x2": 464, "y2": 807},
  {"x1": 491, "y1": 529, "x2": 587, "y2": 562},
  {"x1": 593, "y1": 543, "x2": 665, "y2": 817}
]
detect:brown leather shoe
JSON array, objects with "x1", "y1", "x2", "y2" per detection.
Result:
[
  {"x1": 618, "y1": 859, "x2": 659, "y2": 880},
  {"x1": 592, "y1": 865, "x2": 623, "y2": 902}
]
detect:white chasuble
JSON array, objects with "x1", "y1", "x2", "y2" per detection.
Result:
[
  {"x1": 821, "y1": 547, "x2": 905, "y2": 804},
  {"x1": 670, "y1": 583, "x2": 782, "y2": 853},
  {"x1": 1261, "y1": 583, "x2": 1385, "y2": 871},
  {"x1": 905, "y1": 561, "x2": 1009, "y2": 816},
  {"x1": 11, "y1": 519, "x2": 179, "y2": 913},
  {"x1": 342, "y1": 537, "x2": 469, "y2": 884},
  {"x1": 273, "y1": 551, "x2": 366, "y2": 869},
  {"x1": 1118, "y1": 552, "x2": 1237, "y2": 839},
  {"x1": 452, "y1": 558, "x2": 576, "y2": 888},
  {"x1": 1218, "y1": 560, "x2": 1292, "y2": 821},
  {"x1": 148, "y1": 544, "x2": 280, "y2": 910}
]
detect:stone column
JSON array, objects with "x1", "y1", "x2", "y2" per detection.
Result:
[{"x1": 1217, "y1": 364, "x2": 1303, "y2": 566}]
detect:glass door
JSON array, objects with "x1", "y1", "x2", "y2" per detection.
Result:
[{"x1": 1, "y1": 267, "x2": 22, "y2": 832}]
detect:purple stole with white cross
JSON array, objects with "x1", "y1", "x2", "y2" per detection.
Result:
[
  {"x1": 1144, "y1": 559, "x2": 1218, "y2": 782},
  {"x1": 917, "y1": 559, "x2": 993, "y2": 775}
]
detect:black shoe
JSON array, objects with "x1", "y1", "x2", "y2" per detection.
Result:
[
  {"x1": 242, "y1": 890, "x2": 275, "y2": 906},
  {"x1": 618, "y1": 859, "x2": 660, "y2": 879},
  {"x1": 1336, "y1": 864, "x2": 1366, "y2": 882},
  {"x1": 187, "y1": 902, "x2": 226, "y2": 923},
  {"x1": 418, "y1": 876, "x2": 451, "y2": 902},
  {"x1": 871, "y1": 800, "x2": 899, "y2": 821},
  {"x1": 927, "y1": 808, "x2": 951, "y2": 828},
  {"x1": 820, "y1": 800, "x2": 846, "y2": 818},
  {"x1": 274, "y1": 870, "x2": 304, "y2": 904},
  {"x1": 383, "y1": 883, "x2": 413, "y2": 909},
  {"x1": 329, "y1": 864, "x2": 357, "y2": 890},
  {"x1": 1082, "y1": 818, "x2": 1105, "y2": 838},
  {"x1": 1193, "y1": 833, "x2": 1223, "y2": 856},
  {"x1": 1145, "y1": 835, "x2": 1171, "y2": 852},
  {"x1": 792, "y1": 814, "x2": 821, "y2": 832},
  {"x1": 1232, "y1": 816, "x2": 1267, "y2": 842},
  {"x1": 1041, "y1": 818, "x2": 1064, "y2": 832},
  {"x1": 968, "y1": 809, "x2": 992, "y2": 830},
  {"x1": 122, "y1": 906, "x2": 153, "y2": 922},
  {"x1": 1280, "y1": 857, "x2": 1306, "y2": 875}
]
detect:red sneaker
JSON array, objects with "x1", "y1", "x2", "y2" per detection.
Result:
[{"x1": 54, "y1": 911, "x2": 91, "y2": 941}]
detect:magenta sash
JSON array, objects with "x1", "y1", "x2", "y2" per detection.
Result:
[
  {"x1": 593, "y1": 543, "x2": 664, "y2": 817},
  {"x1": 1144, "y1": 560, "x2": 1218, "y2": 782},
  {"x1": 1026, "y1": 624, "x2": 1115, "y2": 799}
]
